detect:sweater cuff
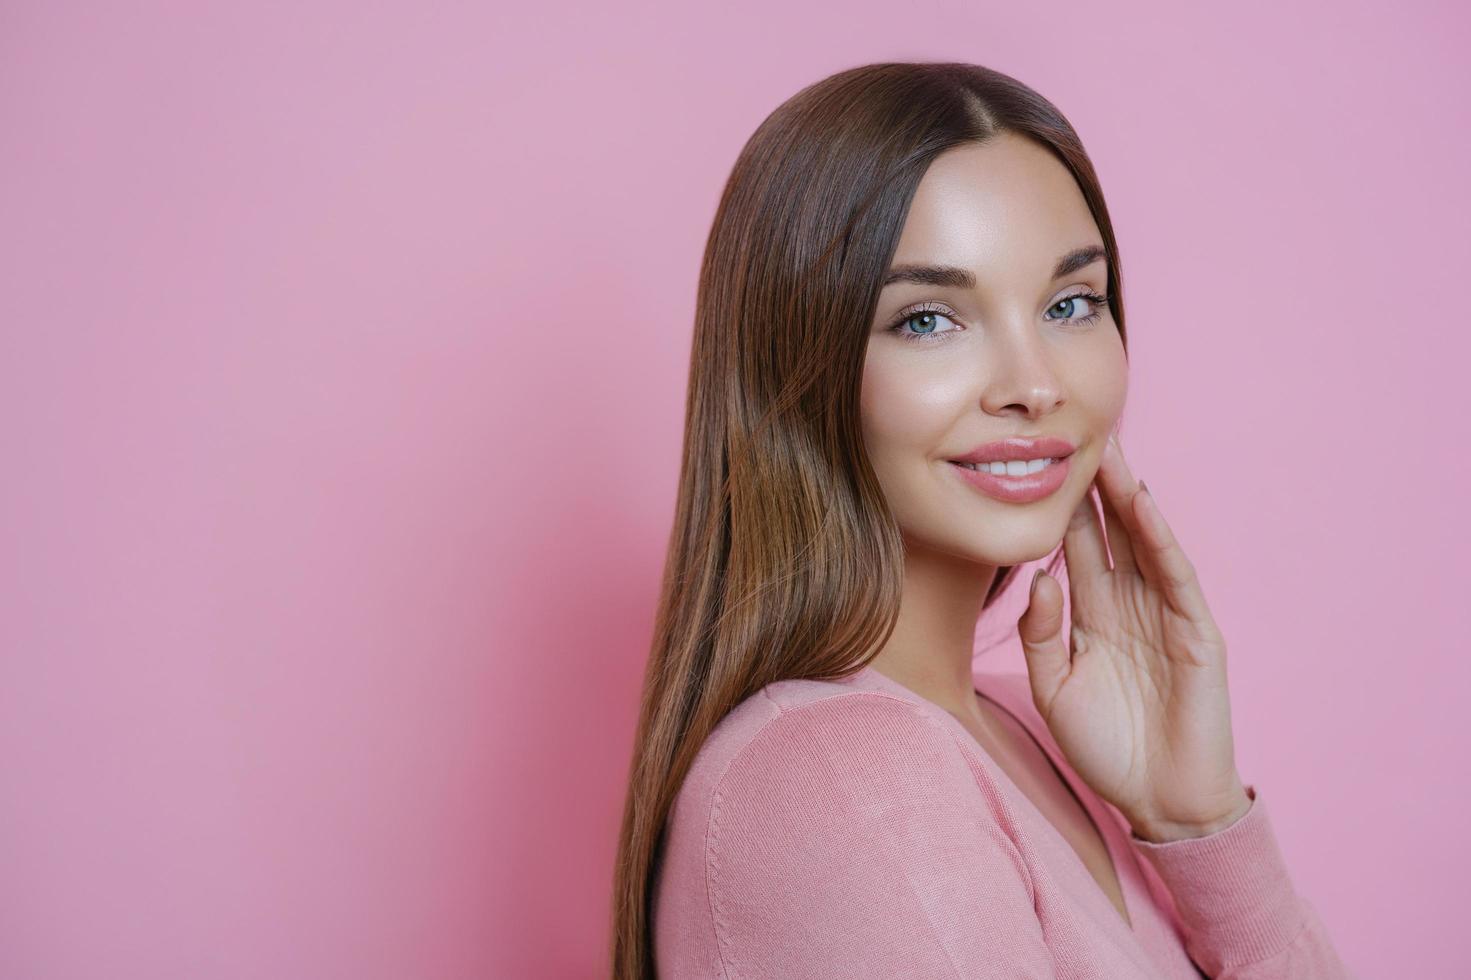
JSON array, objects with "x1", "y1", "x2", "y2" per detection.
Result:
[{"x1": 1128, "y1": 785, "x2": 1307, "y2": 968}]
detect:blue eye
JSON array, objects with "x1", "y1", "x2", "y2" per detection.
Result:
[
  {"x1": 1046, "y1": 291, "x2": 1110, "y2": 325},
  {"x1": 887, "y1": 304, "x2": 963, "y2": 343}
]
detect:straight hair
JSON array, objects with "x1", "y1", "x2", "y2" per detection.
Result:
[{"x1": 609, "y1": 61, "x2": 1129, "y2": 978}]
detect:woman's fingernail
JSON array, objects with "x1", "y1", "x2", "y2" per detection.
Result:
[{"x1": 1031, "y1": 568, "x2": 1044, "y2": 595}]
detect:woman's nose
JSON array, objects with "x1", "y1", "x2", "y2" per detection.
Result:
[{"x1": 976, "y1": 322, "x2": 1065, "y2": 417}]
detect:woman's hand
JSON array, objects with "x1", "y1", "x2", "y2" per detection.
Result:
[{"x1": 1017, "y1": 432, "x2": 1252, "y2": 843}]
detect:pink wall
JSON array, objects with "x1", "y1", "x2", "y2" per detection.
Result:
[{"x1": 2, "y1": 2, "x2": 1464, "y2": 976}]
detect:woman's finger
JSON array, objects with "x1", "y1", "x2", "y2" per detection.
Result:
[
  {"x1": 1130, "y1": 482, "x2": 1213, "y2": 624},
  {"x1": 1061, "y1": 486, "x2": 1110, "y2": 592},
  {"x1": 1094, "y1": 434, "x2": 1141, "y2": 575}
]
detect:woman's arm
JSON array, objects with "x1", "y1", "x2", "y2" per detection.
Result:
[
  {"x1": 1129, "y1": 784, "x2": 1357, "y2": 979},
  {"x1": 1017, "y1": 433, "x2": 1355, "y2": 978}
]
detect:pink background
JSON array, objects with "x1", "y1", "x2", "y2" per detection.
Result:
[{"x1": 2, "y1": 2, "x2": 1465, "y2": 977}]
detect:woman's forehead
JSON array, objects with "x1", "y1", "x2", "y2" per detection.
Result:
[{"x1": 892, "y1": 139, "x2": 1100, "y2": 288}]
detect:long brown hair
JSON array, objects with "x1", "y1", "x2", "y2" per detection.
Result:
[{"x1": 609, "y1": 61, "x2": 1129, "y2": 978}]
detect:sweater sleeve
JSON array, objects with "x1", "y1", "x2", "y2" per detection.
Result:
[
  {"x1": 1128, "y1": 785, "x2": 1356, "y2": 979},
  {"x1": 703, "y1": 692, "x2": 1057, "y2": 979}
]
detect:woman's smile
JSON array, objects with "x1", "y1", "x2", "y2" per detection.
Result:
[{"x1": 947, "y1": 453, "x2": 1073, "y2": 503}]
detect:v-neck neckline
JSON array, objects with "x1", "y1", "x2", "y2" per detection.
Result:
[
  {"x1": 972, "y1": 671, "x2": 1137, "y2": 933},
  {"x1": 858, "y1": 664, "x2": 1141, "y2": 937}
]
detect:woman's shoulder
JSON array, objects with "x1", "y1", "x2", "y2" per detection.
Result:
[
  {"x1": 676, "y1": 665, "x2": 1042, "y2": 810},
  {"x1": 656, "y1": 672, "x2": 965, "y2": 928},
  {"x1": 653, "y1": 671, "x2": 1039, "y2": 976},
  {"x1": 667, "y1": 670, "x2": 974, "y2": 837}
]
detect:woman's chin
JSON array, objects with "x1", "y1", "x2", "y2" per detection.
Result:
[{"x1": 902, "y1": 531, "x2": 1061, "y2": 569}]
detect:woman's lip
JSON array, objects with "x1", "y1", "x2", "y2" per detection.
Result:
[
  {"x1": 948, "y1": 436, "x2": 1076, "y2": 464},
  {"x1": 947, "y1": 455, "x2": 1071, "y2": 503}
]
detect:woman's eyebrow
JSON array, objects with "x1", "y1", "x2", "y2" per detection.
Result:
[{"x1": 882, "y1": 244, "x2": 1108, "y2": 288}]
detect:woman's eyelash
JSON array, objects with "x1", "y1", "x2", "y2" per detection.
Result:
[
  {"x1": 886, "y1": 291, "x2": 1111, "y2": 343},
  {"x1": 886, "y1": 302, "x2": 962, "y2": 342}
]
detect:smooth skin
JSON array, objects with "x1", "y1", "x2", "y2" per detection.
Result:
[{"x1": 860, "y1": 131, "x2": 1250, "y2": 848}]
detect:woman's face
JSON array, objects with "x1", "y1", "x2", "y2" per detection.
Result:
[{"x1": 860, "y1": 133, "x2": 1128, "y2": 567}]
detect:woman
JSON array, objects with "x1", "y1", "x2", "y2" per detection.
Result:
[{"x1": 610, "y1": 62, "x2": 1353, "y2": 978}]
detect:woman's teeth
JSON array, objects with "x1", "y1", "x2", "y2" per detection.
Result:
[{"x1": 955, "y1": 457, "x2": 1057, "y2": 476}]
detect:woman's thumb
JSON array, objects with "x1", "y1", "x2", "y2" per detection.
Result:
[{"x1": 1018, "y1": 568, "x2": 1070, "y2": 702}]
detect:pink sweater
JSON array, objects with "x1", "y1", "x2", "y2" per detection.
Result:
[{"x1": 652, "y1": 664, "x2": 1354, "y2": 978}]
